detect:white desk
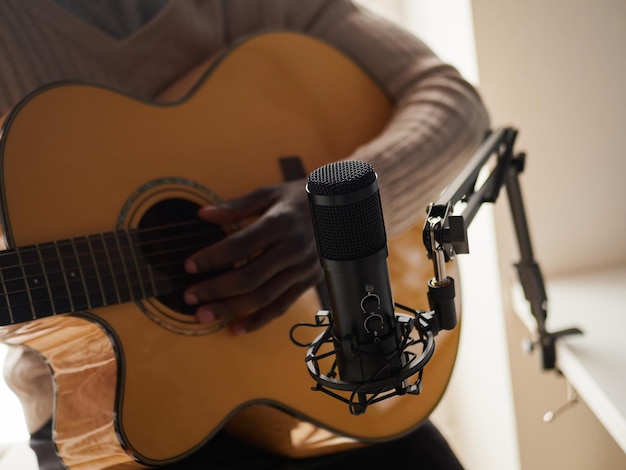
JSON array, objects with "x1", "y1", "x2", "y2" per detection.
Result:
[{"x1": 513, "y1": 265, "x2": 626, "y2": 454}]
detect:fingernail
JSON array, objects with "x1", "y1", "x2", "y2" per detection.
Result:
[
  {"x1": 199, "y1": 205, "x2": 223, "y2": 215},
  {"x1": 184, "y1": 291, "x2": 198, "y2": 305},
  {"x1": 185, "y1": 259, "x2": 198, "y2": 274},
  {"x1": 231, "y1": 325, "x2": 246, "y2": 336},
  {"x1": 197, "y1": 308, "x2": 215, "y2": 323}
]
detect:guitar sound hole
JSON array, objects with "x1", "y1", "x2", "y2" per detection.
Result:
[{"x1": 137, "y1": 198, "x2": 226, "y2": 315}]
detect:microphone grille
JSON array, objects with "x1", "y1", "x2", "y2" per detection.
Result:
[
  {"x1": 307, "y1": 161, "x2": 386, "y2": 261},
  {"x1": 306, "y1": 160, "x2": 377, "y2": 196}
]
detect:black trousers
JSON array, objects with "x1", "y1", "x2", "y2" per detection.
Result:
[{"x1": 31, "y1": 419, "x2": 464, "y2": 470}]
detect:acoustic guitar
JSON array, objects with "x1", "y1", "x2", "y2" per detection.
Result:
[{"x1": 0, "y1": 31, "x2": 460, "y2": 469}]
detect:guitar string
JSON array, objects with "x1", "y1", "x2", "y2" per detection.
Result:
[
  {"x1": 0, "y1": 243, "x2": 207, "y2": 314},
  {"x1": 0, "y1": 245, "x2": 218, "y2": 319},
  {"x1": 0, "y1": 221, "x2": 209, "y2": 283},
  {"x1": 0, "y1": 218, "x2": 224, "y2": 275},
  {"x1": 0, "y1": 220, "x2": 238, "y2": 314},
  {"x1": 0, "y1": 236, "x2": 211, "y2": 295}
]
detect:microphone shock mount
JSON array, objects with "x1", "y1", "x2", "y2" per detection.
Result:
[{"x1": 290, "y1": 302, "x2": 436, "y2": 416}]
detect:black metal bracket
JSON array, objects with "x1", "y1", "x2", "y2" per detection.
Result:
[{"x1": 422, "y1": 127, "x2": 582, "y2": 370}]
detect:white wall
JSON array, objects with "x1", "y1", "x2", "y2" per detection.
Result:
[
  {"x1": 472, "y1": 0, "x2": 626, "y2": 468},
  {"x1": 472, "y1": 0, "x2": 626, "y2": 277}
]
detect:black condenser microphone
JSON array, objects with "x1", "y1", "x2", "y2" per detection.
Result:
[{"x1": 306, "y1": 160, "x2": 404, "y2": 387}]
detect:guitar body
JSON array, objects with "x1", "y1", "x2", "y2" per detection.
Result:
[{"x1": 0, "y1": 32, "x2": 460, "y2": 469}]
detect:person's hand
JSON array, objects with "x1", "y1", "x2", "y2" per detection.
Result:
[{"x1": 183, "y1": 180, "x2": 323, "y2": 335}]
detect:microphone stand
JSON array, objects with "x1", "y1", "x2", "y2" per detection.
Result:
[
  {"x1": 423, "y1": 127, "x2": 582, "y2": 370},
  {"x1": 292, "y1": 127, "x2": 581, "y2": 414}
]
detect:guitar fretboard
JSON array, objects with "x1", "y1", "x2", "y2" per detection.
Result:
[{"x1": 0, "y1": 221, "x2": 211, "y2": 326}]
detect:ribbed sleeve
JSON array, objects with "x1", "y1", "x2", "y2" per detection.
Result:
[{"x1": 300, "y1": 1, "x2": 490, "y2": 234}]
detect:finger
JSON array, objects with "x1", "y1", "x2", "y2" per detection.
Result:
[
  {"x1": 185, "y1": 212, "x2": 283, "y2": 274},
  {"x1": 187, "y1": 184, "x2": 309, "y2": 275},
  {"x1": 185, "y1": 239, "x2": 318, "y2": 306},
  {"x1": 198, "y1": 186, "x2": 277, "y2": 224},
  {"x1": 186, "y1": 188, "x2": 283, "y2": 274},
  {"x1": 193, "y1": 255, "x2": 322, "y2": 330}
]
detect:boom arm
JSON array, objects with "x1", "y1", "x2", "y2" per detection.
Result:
[{"x1": 423, "y1": 127, "x2": 582, "y2": 370}]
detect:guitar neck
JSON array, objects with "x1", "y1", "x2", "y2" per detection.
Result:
[{"x1": 0, "y1": 221, "x2": 208, "y2": 326}]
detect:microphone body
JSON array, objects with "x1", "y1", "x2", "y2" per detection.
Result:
[{"x1": 306, "y1": 161, "x2": 403, "y2": 385}]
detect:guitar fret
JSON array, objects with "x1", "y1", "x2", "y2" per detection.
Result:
[
  {"x1": 15, "y1": 250, "x2": 36, "y2": 320},
  {"x1": 19, "y1": 246, "x2": 54, "y2": 320},
  {"x1": 85, "y1": 235, "x2": 106, "y2": 306},
  {"x1": 124, "y1": 230, "x2": 148, "y2": 299},
  {"x1": 53, "y1": 241, "x2": 78, "y2": 312},
  {"x1": 39, "y1": 242, "x2": 72, "y2": 315},
  {"x1": 87, "y1": 234, "x2": 120, "y2": 306},
  {"x1": 114, "y1": 232, "x2": 143, "y2": 301},
  {"x1": 0, "y1": 260, "x2": 14, "y2": 325},
  {"x1": 0, "y1": 250, "x2": 35, "y2": 324},
  {"x1": 101, "y1": 233, "x2": 129, "y2": 304},
  {"x1": 35, "y1": 243, "x2": 56, "y2": 315},
  {"x1": 70, "y1": 237, "x2": 114, "y2": 308},
  {"x1": 72, "y1": 237, "x2": 105, "y2": 309},
  {"x1": 70, "y1": 238, "x2": 90, "y2": 309},
  {"x1": 60, "y1": 239, "x2": 90, "y2": 311}
]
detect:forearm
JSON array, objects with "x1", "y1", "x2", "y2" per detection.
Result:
[
  {"x1": 302, "y1": 0, "x2": 491, "y2": 236},
  {"x1": 351, "y1": 73, "x2": 490, "y2": 237}
]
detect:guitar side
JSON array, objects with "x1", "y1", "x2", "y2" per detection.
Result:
[{"x1": 0, "y1": 32, "x2": 461, "y2": 468}]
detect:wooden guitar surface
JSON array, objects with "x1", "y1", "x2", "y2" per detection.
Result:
[{"x1": 0, "y1": 32, "x2": 460, "y2": 469}]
